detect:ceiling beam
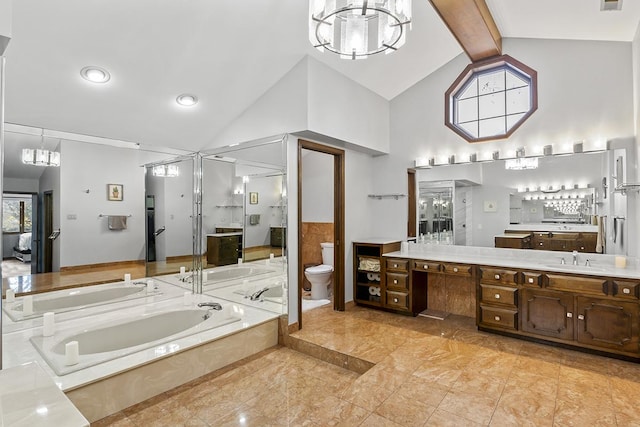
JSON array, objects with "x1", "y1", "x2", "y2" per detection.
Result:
[{"x1": 429, "y1": 0, "x2": 502, "y2": 62}]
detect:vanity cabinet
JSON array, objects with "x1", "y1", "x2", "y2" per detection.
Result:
[
  {"x1": 510, "y1": 230, "x2": 598, "y2": 253},
  {"x1": 576, "y1": 297, "x2": 639, "y2": 353},
  {"x1": 270, "y1": 227, "x2": 286, "y2": 248},
  {"x1": 521, "y1": 288, "x2": 574, "y2": 340},
  {"x1": 478, "y1": 267, "x2": 519, "y2": 331},
  {"x1": 353, "y1": 241, "x2": 401, "y2": 309},
  {"x1": 207, "y1": 234, "x2": 242, "y2": 266}
]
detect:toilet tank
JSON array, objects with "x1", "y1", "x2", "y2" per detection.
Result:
[{"x1": 321, "y1": 242, "x2": 334, "y2": 266}]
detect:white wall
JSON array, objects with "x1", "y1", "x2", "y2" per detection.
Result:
[
  {"x1": 301, "y1": 149, "x2": 333, "y2": 222},
  {"x1": 244, "y1": 175, "x2": 282, "y2": 248},
  {"x1": 202, "y1": 159, "x2": 237, "y2": 234},
  {"x1": 4, "y1": 177, "x2": 38, "y2": 193},
  {"x1": 209, "y1": 56, "x2": 390, "y2": 155},
  {"x1": 59, "y1": 141, "x2": 146, "y2": 267},
  {"x1": 0, "y1": 0, "x2": 11, "y2": 55},
  {"x1": 379, "y1": 37, "x2": 636, "y2": 240}
]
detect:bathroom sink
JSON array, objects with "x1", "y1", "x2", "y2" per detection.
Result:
[{"x1": 543, "y1": 264, "x2": 608, "y2": 273}]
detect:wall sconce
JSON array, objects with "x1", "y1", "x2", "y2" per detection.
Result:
[
  {"x1": 492, "y1": 151, "x2": 500, "y2": 160},
  {"x1": 573, "y1": 141, "x2": 584, "y2": 153},
  {"x1": 448, "y1": 155, "x2": 456, "y2": 164},
  {"x1": 516, "y1": 147, "x2": 526, "y2": 158},
  {"x1": 469, "y1": 153, "x2": 477, "y2": 162},
  {"x1": 543, "y1": 145, "x2": 553, "y2": 156}
]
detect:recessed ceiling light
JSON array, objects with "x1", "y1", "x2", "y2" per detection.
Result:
[
  {"x1": 176, "y1": 94, "x2": 198, "y2": 107},
  {"x1": 80, "y1": 66, "x2": 111, "y2": 84}
]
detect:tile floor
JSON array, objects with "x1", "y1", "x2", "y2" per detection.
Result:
[{"x1": 93, "y1": 304, "x2": 640, "y2": 426}]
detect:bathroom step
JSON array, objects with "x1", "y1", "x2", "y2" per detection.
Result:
[{"x1": 286, "y1": 335, "x2": 374, "y2": 375}]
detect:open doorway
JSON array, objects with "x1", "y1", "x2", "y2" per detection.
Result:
[
  {"x1": 297, "y1": 140, "x2": 345, "y2": 329},
  {"x1": 2, "y1": 192, "x2": 39, "y2": 279}
]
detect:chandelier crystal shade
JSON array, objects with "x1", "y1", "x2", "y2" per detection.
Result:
[
  {"x1": 21, "y1": 148, "x2": 61, "y2": 167},
  {"x1": 309, "y1": 0, "x2": 412, "y2": 60}
]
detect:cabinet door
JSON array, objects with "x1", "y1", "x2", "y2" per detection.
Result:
[
  {"x1": 576, "y1": 297, "x2": 639, "y2": 353},
  {"x1": 521, "y1": 288, "x2": 574, "y2": 341}
]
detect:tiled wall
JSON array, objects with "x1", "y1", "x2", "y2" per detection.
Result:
[{"x1": 301, "y1": 222, "x2": 334, "y2": 282}]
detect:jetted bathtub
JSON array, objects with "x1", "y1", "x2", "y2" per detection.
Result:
[
  {"x1": 31, "y1": 307, "x2": 241, "y2": 376},
  {"x1": 3, "y1": 284, "x2": 161, "y2": 321}
]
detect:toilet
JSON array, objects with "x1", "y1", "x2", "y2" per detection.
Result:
[{"x1": 304, "y1": 242, "x2": 334, "y2": 300}]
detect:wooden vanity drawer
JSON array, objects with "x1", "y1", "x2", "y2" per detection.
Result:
[
  {"x1": 612, "y1": 280, "x2": 640, "y2": 300},
  {"x1": 480, "y1": 284, "x2": 518, "y2": 307},
  {"x1": 523, "y1": 272, "x2": 544, "y2": 287},
  {"x1": 442, "y1": 263, "x2": 472, "y2": 276},
  {"x1": 413, "y1": 260, "x2": 441, "y2": 272},
  {"x1": 547, "y1": 274, "x2": 607, "y2": 296},
  {"x1": 480, "y1": 268, "x2": 518, "y2": 286},
  {"x1": 386, "y1": 290, "x2": 409, "y2": 311},
  {"x1": 386, "y1": 273, "x2": 408, "y2": 291},
  {"x1": 386, "y1": 259, "x2": 409, "y2": 272},
  {"x1": 479, "y1": 306, "x2": 518, "y2": 330}
]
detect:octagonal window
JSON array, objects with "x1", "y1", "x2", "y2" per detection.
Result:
[{"x1": 445, "y1": 55, "x2": 537, "y2": 143}]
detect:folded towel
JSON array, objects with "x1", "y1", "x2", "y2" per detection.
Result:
[{"x1": 108, "y1": 215, "x2": 128, "y2": 230}]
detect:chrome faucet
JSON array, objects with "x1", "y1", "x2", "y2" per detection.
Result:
[
  {"x1": 179, "y1": 272, "x2": 193, "y2": 283},
  {"x1": 560, "y1": 257, "x2": 566, "y2": 265},
  {"x1": 585, "y1": 259, "x2": 591, "y2": 267},
  {"x1": 249, "y1": 287, "x2": 270, "y2": 301},
  {"x1": 197, "y1": 302, "x2": 222, "y2": 310},
  {"x1": 572, "y1": 250, "x2": 579, "y2": 266},
  {"x1": 132, "y1": 281, "x2": 147, "y2": 287}
]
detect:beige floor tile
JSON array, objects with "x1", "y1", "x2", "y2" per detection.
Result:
[
  {"x1": 360, "y1": 412, "x2": 406, "y2": 427},
  {"x1": 553, "y1": 398, "x2": 617, "y2": 426},
  {"x1": 616, "y1": 412, "x2": 640, "y2": 427},
  {"x1": 437, "y1": 389, "x2": 499, "y2": 425},
  {"x1": 489, "y1": 389, "x2": 555, "y2": 427},
  {"x1": 374, "y1": 392, "x2": 436, "y2": 427},
  {"x1": 425, "y1": 408, "x2": 483, "y2": 426},
  {"x1": 451, "y1": 370, "x2": 506, "y2": 399},
  {"x1": 397, "y1": 375, "x2": 450, "y2": 408}
]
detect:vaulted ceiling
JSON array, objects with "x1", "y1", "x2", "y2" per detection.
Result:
[{"x1": 3, "y1": 0, "x2": 640, "y2": 150}]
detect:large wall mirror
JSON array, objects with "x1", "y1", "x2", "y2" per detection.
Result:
[
  {"x1": 2, "y1": 124, "x2": 193, "y2": 296},
  {"x1": 417, "y1": 147, "x2": 630, "y2": 255}
]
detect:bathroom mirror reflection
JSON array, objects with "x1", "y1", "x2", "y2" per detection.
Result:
[
  {"x1": 1, "y1": 125, "x2": 193, "y2": 297},
  {"x1": 417, "y1": 149, "x2": 629, "y2": 255}
]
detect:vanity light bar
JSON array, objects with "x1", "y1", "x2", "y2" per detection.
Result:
[{"x1": 414, "y1": 140, "x2": 608, "y2": 169}]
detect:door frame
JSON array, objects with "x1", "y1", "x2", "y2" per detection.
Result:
[
  {"x1": 43, "y1": 191, "x2": 53, "y2": 273},
  {"x1": 297, "y1": 140, "x2": 345, "y2": 329}
]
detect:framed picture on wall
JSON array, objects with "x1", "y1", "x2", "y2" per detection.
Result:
[
  {"x1": 249, "y1": 192, "x2": 258, "y2": 204},
  {"x1": 108, "y1": 184, "x2": 124, "y2": 201}
]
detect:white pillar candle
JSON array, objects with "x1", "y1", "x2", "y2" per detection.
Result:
[
  {"x1": 615, "y1": 256, "x2": 627, "y2": 268},
  {"x1": 22, "y1": 295, "x2": 33, "y2": 316},
  {"x1": 180, "y1": 266, "x2": 186, "y2": 275},
  {"x1": 183, "y1": 291, "x2": 192, "y2": 306},
  {"x1": 202, "y1": 271, "x2": 208, "y2": 282},
  {"x1": 270, "y1": 253, "x2": 275, "y2": 260},
  {"x1": 65, "y1": 341, "x2": 79, "y2": 366},
  {"x1": 43, "y1": 312, "x2": 55, "y2": 337},
  {"x1": 238, "y1": 258, "x2": 243, "y2": 265},
  {"x1": 5, "y1": 289, "x2": 15, "y2": 302},
  {"x1": 146, "y1": 279, "x2": 155, "y2": 293},
  {"x1": 124, "y1": 273, "x2": 131, "y2": 283}
]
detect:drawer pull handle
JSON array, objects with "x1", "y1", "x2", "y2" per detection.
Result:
[
  {"x1": 623, "y1": 288, "x2": 631, "y2": 294},
  {"x1": 453, "y1": 267, "x2": 459, "y2": 273},
  {"x1": 393, "y1": 264, "x2": 398, "y2": 268},
  {"x1": 494, "y1": 294, "x2": 501, "y2": 299},
  {"x1": 393, "y1": 279, "x2": 398, "y2": 284},
  {"x1": 393, "y1": 298, "x2": 399, "y2": 303},
  {"x1": 539, "y1": 242, "x2": 544, "y2": 246},
  {"x1": 494, "y1": 274, "x2": 500, "y2": 280},
  {"x1": 578, "y1": 314, "x2": 585, "y2": 320},
  {"x1": 567, "y1": 312, "x2": 573, "y2": 318},
  {"x1": 528, "y1": 278, "x2": 534, "y2": 284},
  {"x1": 423, "y1": 265, "x2": 428, "y2": 269},
  {"x1": 494, "y1": 316, "x2": 501, "y2": 321}
]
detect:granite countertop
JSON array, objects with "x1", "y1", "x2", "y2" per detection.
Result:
[
  {"x1": 0, "y1": 362, "x2": 89, "y2": 426},
  {"x1": 206, "y1": 232, "x2": 242, "y2": 237},
  {"x1": 495, "y1": 233, "x2": 531, "y2": 239},
  {"x1": 506, "y1": 224, "x2": 598, "y2": 233},
  {"x1": 383, "y1": 244, "x2": 640, "y2": 280}
]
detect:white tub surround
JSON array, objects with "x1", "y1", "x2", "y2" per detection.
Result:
[
  {"x1": 31, "y1": 306, "x2": 241, "y2": 376},
  {"x1": 0, "y1": 362, "x2": 89, "y2": 426},
  {"x1": 2, "y1": 280, "x2": 185, "y2": 332},
  {"x1": 3, "y1": 293, "x2": 279, "y2": 392},
  {"x1": 389, "y1": 243, "x2": 640, "y2": 279}
]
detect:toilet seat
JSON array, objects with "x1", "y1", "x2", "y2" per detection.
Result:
[{"x1": 306, "y1": 264, "x2": 333, "y2": 274}]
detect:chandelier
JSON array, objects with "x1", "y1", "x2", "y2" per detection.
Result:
[
  {"x1": 309, "y1": 0, "x2": 412, "y2": 60},
  {"x1": 21, "y1": 131, "x2": 61, "y2": 167}
]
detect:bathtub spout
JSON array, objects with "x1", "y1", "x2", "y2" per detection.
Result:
[
  {"x1": 179, "y1": 273, "x2": 193, "y2": 283},
  {"x1": 197, "y1": 302, "x2": 222, "y2": 310}
]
